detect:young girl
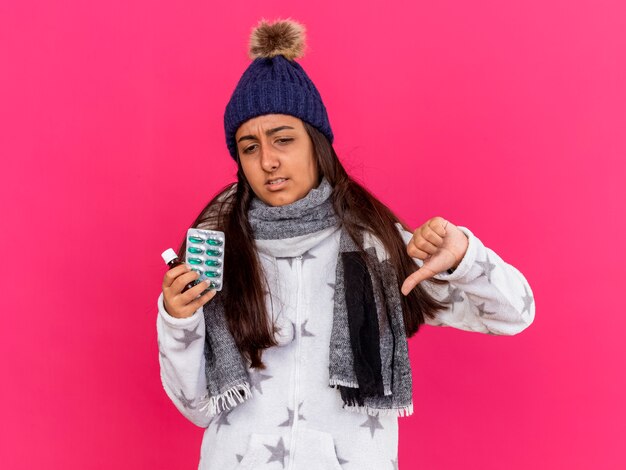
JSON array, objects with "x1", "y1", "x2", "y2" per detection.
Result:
[{"x1": 156, "y1": 19, "x2": 535, "y2": 470}]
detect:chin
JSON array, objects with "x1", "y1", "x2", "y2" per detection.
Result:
[
  {"x1": 253, "y1": 182, "x2": 312, "y2": 206},
  {"x1": 265, "y1": 193, "x2": 296, "y2": 207}
]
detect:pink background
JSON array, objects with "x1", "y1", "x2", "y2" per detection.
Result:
[{"x1": 1, "y1": 1, "x2": 624, "y2": 469}]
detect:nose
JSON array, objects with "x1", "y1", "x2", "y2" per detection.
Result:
[{"x1": 260, "y1": 144, "x2": 280, "y2": 173}]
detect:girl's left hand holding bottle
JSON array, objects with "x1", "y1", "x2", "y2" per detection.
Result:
[{"x1": 162, "y1": 264, "x2": 217, "y2": 318}]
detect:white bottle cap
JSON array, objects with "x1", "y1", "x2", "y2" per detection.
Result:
[{"x1": 161, "y1": 248, "x2": 179, "y2": 265}]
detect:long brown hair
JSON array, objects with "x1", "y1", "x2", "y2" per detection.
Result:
[{"x1": 178, "y1": 122, "x2": 450, "y2": 369}]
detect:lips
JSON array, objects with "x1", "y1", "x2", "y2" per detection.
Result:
[
  {"x1": 265, "y1": 177, "x2": 289, "y2": 191},
  {"x1": 266, "y1": 177, "x2": 287, "y2": 185}
]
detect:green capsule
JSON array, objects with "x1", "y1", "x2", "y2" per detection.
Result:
[
  {"x1": 206, "y1": 238, "x2": 223, "y2": 246},
  {"x1": 205, "y1": 249, "x2": 222, "y2": 256},
  {"x1": 187, "y1": 247, "x2": 203, "y2": 254},
  {"x1": 188, "y1": 236, "x2": 204, "y2": 244},
  {"x1": 204, "y1": 270, "x2": 221, "y2": 277},
  {"x1": 188, "y1": 257, "x2": 203, "y2": 265},
  {"x1": 204, "y1": 259, "x2": 222, "y2": 267}
]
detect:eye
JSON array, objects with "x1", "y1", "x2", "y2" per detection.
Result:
[
  {"x1": 242, "y1": 144, "x2": 258, "y2": 154},
  {"x1": 276, "y1": 138, "x2": 293, "y2": 145}
]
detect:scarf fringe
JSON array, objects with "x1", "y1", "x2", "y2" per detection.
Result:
[
  {"x1": 329, "y1": 378, "x2": 360, "y2": 389},
  {"x1": 198, "y1": 383, "x2": 252, "y2": 416},
  {"x1": 330, "y1": 379, "x2": 392, "y2": 396},
  {"x1": 343, "y1": 402, "x2": 414, "y2": 418}
]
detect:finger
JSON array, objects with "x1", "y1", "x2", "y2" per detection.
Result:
[
  {"x1": 428, "y1": 217, "x2": 448, "y2": 238},
  {"x1": 170, "y1": 270, "x2": 201, "y2": 294},
  {"x1": 180, "y1": 279, "x2": 213, "y2": 304},
  {"x1": 401, "y1": 267, "x2": 436, "y2": 295},
  {"x1": 412, "y1": 237, "x2": 438, "y2": 255},
  {"x1": 421, "y1": 226, "x2": 444, "y2": 246},
  {"x1": 162, "y1": 264, "x2": 190, "y2": 289},
  {"x1": 407, "y1": 243, "x2": 430, "y2": 259},
  {"x1": 188, "y1": 289, "x2": 217, "y2": 311}
]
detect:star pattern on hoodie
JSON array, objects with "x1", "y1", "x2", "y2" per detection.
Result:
[
  {"x1": 476, "y1": 302, "x2": 497, "y2": 317},
  {"x1": 264, "y1": 437, "x2": 289, "y2": 467},
  {"x1": 214, "y1": 409, "x2": 232, "y2": 433},
  {"x1": 335, "y1": 444, "x2": 349, "y2": 465},
  {"x1": 360, "y1": 413, "x2": 384, "y2": 438},
  {"x1": 301, "y1": 319, "x2": 315, "y2": 337},
  {"x1": 175, "y1": 389, "x2": 195, "y2": 410},
  {"x1": 391, "y1": 457, "x2": 399, "y2": 469},
  {"x1": 249, "y1": 369, "x2": 272, "y2": 395},
  {"x1": 174, "y1": 325, "x2": 202, "y2": 349},
  {"x1": 521, "y1": 284, "x2": 534, "y2": 316},
  {"x1": 301, "y1": 251, "x2": 317, "y2": 264},
  {"x1": 276, "y1": 256, "x2": 295, "y2": 268},
  {"x1": 278, "y1": 402, "x2": 306, "y2": 427},
  {"x1": 476, "y1": 254, "x2": 496, "y2": 282},
  {"x1": 442, "y1": 284, "x2": 465, "y2": 311}
]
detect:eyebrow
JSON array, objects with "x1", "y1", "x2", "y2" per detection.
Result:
[{"x1": 237, "y1": 126, "x2": 295, "y2": 143}]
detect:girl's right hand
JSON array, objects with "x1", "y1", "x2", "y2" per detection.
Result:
[{"x1": 162, "y1": 264, "x2": 217, "y2": 318}]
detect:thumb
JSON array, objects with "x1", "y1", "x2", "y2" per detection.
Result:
[{"x1": 401, "y1": 266, "x2": 436, "y2": 296}]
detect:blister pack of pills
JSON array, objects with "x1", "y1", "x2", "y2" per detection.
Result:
[{"x1": 185, "y1": 228, "x2": 225, "y2": 291}]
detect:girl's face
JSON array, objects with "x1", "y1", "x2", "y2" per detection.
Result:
[{"x1": 236, "y1": 114, "x2": 319, "y2": 207}]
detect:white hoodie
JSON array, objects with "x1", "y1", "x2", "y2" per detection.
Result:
[{"x1": 156, "y1": 224, "x2": 535, "y2": 470}]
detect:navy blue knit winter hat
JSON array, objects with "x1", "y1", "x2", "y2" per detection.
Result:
[{"x1": 224, "y1": 19, "x2": 334, "y2": 160}]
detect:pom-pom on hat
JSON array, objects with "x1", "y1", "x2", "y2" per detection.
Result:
[{"x1": 223, "y1": 18, "x2": 334, "y2": 160}]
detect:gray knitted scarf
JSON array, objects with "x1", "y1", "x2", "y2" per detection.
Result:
[{"x1": 199, "y1": 178, "x2": 413, "y2": 418}]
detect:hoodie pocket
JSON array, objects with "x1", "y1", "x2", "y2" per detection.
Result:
[
  {"x1": 234, "y1": 433, "x2": 289, "y2": 470},
  {"x1": 234, "y1": 428, "x2": 343, "y2": 470},
  {"x1": 292, "y1": 427, "x2": 344, "y2": 470}
]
